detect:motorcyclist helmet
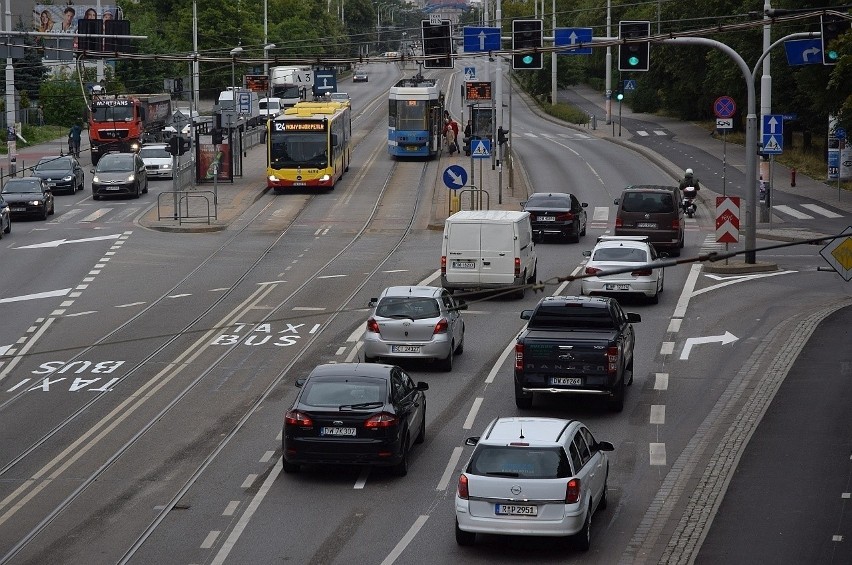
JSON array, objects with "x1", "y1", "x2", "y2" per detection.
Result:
[{"x1": 685, "y1": 168, "x2": 694, "y2": 177}]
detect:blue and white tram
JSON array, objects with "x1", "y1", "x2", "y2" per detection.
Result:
[{"x1": 388, "y1": 76, "x2": 444, "y2": 159}]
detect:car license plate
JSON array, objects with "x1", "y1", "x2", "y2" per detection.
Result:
[
  {"x1": 321, "y1": 427, "x2": 356, "y2": 436},
  {"x1": 293, "y1": 182, "x2": 306, "y2": 186},
  {"x1": 495, "y1": 504, "x2": 538, "y2": 516},
  {"x1": 48, "y1": 182, "x2": 57, "y2": 187},
  {"x1": 551, "y1": 377, "x2": 582, "y2": 386},
  {"x1": 106, "y1": 186, "x2": 119, "y2": 191},
  {"x1": 537, "y1": 216, "x2": 556, "y2": 221},
  {"x1": 637, "y1": 222, "x2": 657, "y2": 228},
  {"x1": 452, "y1": 260, "x2": 475, "y2": 269},
  {"x1": 11, "y1": 207, "x2": 25, "y2": 212},
  {"x1": 391, "y1": 345, "x2": 421, "y2": 353},
  {"x1": 604, "y1": 284, "x2": 631, "y2": 291}
]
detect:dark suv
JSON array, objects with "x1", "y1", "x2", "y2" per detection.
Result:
[
  {"x1": 522, "y1": 192, "x2": 588, "y2": 243},
  {"x1": 91, "y1": 152, "x2": 148, "y2": 200},
  {"x1": 613, "y1": 185, "x2": 684, "y2": 255}
]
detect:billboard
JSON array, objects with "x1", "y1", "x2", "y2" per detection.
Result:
[{"x1": 33, "y1": 4, "x2": 124, "y2": 57}]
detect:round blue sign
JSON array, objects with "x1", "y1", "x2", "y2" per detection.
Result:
[
  {"x1": 714, "y1": 96, "x2": 736, "y2": 119},
  {"x1": 834, "y1": 127, "x2": 846, "y2": 140},
  {"x1": 443, "y1": 165, "x2": 468, "y2": 190}
]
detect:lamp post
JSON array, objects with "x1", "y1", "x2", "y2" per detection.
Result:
[
  {"x1": 229, "y1": 47, "x2": 243, "y2": 130},
  {"x1": 264, "y1": 43, "x2": 276, "y2": 101}
]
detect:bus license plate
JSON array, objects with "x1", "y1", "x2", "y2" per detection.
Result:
[
  {"x1": 495, "y1": 504, "x2": 538, "y2": 516},
  {"x1": 551, "y1": 377, "x2": 582, "y2": 386}
]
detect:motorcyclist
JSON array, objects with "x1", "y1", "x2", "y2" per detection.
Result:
[{"x1": 679, "y1": 168, "x2": 700, "y2": 192}]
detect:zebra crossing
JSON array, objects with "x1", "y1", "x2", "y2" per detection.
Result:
[
  {"x1": 771, "y1": 203, "x2": 843, "y2": 220},
  {"x1": 49, "y1": 205, "x2": 144, "y2": 225}
]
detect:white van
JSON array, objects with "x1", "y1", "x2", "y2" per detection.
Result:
[
  {"x1": 217, "y1": 87, "x2": 261, "y2": 127},
  {"x1": 259, "y1": 97, "x2": 284, "y2": 119},
  {"x1": 441, "y1": 210, "x2": 537, "y2": 298}
]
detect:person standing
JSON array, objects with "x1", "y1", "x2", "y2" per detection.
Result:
[{"x1": 69, "y1": 122, "x2": 82, "y2": 158}]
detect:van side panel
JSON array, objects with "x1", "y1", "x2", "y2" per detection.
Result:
[
  {"x1": 479, "y1": 221, "x2": 517, "y2": 286},
  {"x1": 444, "y1": 222, "x2": 481, "y2": 286}
]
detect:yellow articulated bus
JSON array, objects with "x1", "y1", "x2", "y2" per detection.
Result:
[{"x1": 266, "y1": 101, "x2": 351, "y2": 191}]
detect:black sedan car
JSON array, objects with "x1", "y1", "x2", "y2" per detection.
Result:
[
  {"x1": 91, "y1": 152, "x2": 148, "y2": 200},
  {"x1": 282, "y1": 362, "x2": 428, "y2": 476},
  {"x1": 1, "y1": 177, "x2": 55, "y2": 220},
  {"x1": 521, "y1": 192, "x2": 588, "y2": 243},
  {"x1": 31, "y1": 155, "x2": 85, "y2": 195}
]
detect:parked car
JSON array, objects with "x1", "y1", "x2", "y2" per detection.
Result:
[
  {"x1": 353, "y1": 70, "x2": 369, "y2": 82},
  {"x1": 0, "y1": 196, "x2": 11, "y2": 238},
  {"x1": 31, "y1": 155, "x2": 84, "y2": 194},
  {"x1": 329, "y1": 92, "x2": 350, "y2": 104},
  {"x1": 91, "y1": 152, "x2": 148, "y2": 200},
  {"x1": 1, "y1": 177, "x2": 54, "y2": 220},
  {"x1": 581, "y1": 235, "x2": 665, "y2": 303},
  {"x1": 614, "y1": 185, "x2": 684, "y2": 256},
  {"x1": 455, "y1": 417, "x2": 614, "y2": 550},
  {"x1": 139, "y1": 144, "x2": 174, "y2": 179},
  {"x1": 363, "y1": 286, "x2": 466, "y2": 371},
  {"x1": 282, "y1": 362, "x2": 428, "y2": 476},
  {"x1": 521, "y1": 192, "x2": 588, "y2": 242}
]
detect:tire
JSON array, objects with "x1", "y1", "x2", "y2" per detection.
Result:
[
  {"x1": 572, "y1": 504, "x2": 592, "y2": 551},
  {"x1": 455, "y1": 520, "x2": 476, "y2": 546},
  {"x1": 455, "y1": 324, "x2": 465, "y2": 354},
  {"x1": 598, "y1": 467, "x2": 609, "y2": 510},
  {"x1": 608, "y1": 378, "x2": 625, "y2": 412},
  {"x1": 580, "y1": 218, "x2": 587, "y2": 236},
  {"x1": 439, "y1": 346, "x2": 453, "y2": 372},
  {"x1": 49, "y1": 200, "x2": 55, "y2": 216},
  {"x1": 282, "y1": 458, "x2": 300, "y2": 474},
  {"x1": 514, "y1": 382, "x2": 533, "y2": 409},
  {"x1": 42, "y1": 205, "x2": 49, "y2": 221},
  {"x1": 415, "y1": 407, "x2": 426, "y2": 444},
  {"x1": 363, "y1": 354, "x2": 376, "y2": 363},
  {"x1": 2, "y1": 218, "x2": 9, "y2": 234},
  {"x1": 527, "y1": 265, "x2": 537, "y2": 284},
  {"x1": 649, "y1": 289, "x2": 659, "y2": 304},
  {"x1": 392, "y1": 437, "x2": 410, "y2": 477},
  {"x1": 133, "y1": 183, "x2": 141, "y2": 199},
  {"x1": 93, "y1": 193, "x2": 100, "y2": 201}
]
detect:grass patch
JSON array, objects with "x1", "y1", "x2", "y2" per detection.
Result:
[
  {"x1": 0, "y1": 124, "x2": 67, "y2": 155},
  {"x1": 534, "y1": 96, "x2": 591, "y2": 126}
]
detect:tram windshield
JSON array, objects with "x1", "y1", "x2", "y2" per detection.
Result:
[
  {"x1": 269, "y1": 132, "x2": 328, "y2": 168},
  {"x1": 396, "y1": 100, "x2": 427, "y2": 131}
]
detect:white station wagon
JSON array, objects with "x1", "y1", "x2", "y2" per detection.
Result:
[{"x1": 455, "y1": 417, "x2": 614, "y2": 550}]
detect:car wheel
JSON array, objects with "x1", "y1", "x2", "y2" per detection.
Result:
[
  {"x1": 455, "y1": 325, "x2": 464, "y2": 354},
  {"x1": 143, "y1": 180, "x2": 148, "y2": 194},
  {"x1": 391, "y1": 436, "x2": 410, "y2": 477},
  {"x1": 415, "y1": 407, "x2": 426, "y2": 444},
  {"x1": 42, "y1": 205, "x2": 49, "y2": 220},
  {"x1": 598, "y1": 467, "x2": 609, "y2": 510},
  {"x1": 527, "y1": 265, "x2": 537, "y2": 284},
  {"x1": 580, "y1": 218, "x2": 587, "y2": 236},
  {"x1": 650, "y1": 288, "x2": 659, "y2": 304},
  {"x1": 49, "y1": 200, "x2": 55, "y2": 216},
  {"x1": 572, "y1": 503, "x2": 592, "y2": 551},
  {"x1": 455, "y1": 520, "x2": 476, "y2": 546},
  {"x1": 608, "y1": 378, "x2": 625, "y2": 412},
  {"x1": 514, "y1": 382, "x2": 533, "y2": 409},
  {"x1": 439, "y1": 346, "x2": 453, "y2": 372},
  {"x1": 93, "y1": 193, "x2": 100, "y2": 201},
  {"x1": 2, "y1": 217, "x2": 9, "y2": 234},
  {"x1": 282, "y1": 458, "x2": 300, "y2": 474},
  {"x1": 133, "y1": 183, "x2": 141, "y2": 199}
]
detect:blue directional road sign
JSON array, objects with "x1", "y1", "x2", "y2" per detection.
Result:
[
  {"x1": 783, "y1": 39, "x2": 823, "y2": 66},
  {"x1": 443, "y1": 165, "x2": 468, "y2": 190},
  {"x1": 762, "y1": 114, "x2": 783, "y2": 154},
  {"x1": 312, "y1": 69, "x2": 337, "y2": 95},
  {"x1": 471, "y1": 138, "x2": 491, "y2": 159},
  {"x1": 463, "y1": 27, "x2": 501, "y2": 53},
  {"x1": 554, "y1": 27, "x2": 593, "y2": 55}
]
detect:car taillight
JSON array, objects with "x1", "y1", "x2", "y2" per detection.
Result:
[
  {"x1": 514, "y1": 257, "x2": 521, "y2": 277},
  {"x1": 441, "y1": 256, "x2": 446, "y2": 275},
  {"x1": 433, "y1": 319, "x2": 449, "y2": 334},
  {"x1": 585, "y1": 267, "x2": 601, "y2": 275},
  {"x1": 607, "y1": 346, "x2": 618, "y2": 374},
  {"x1": 364, "y1": 412, "x2": 398, "y2": 428},
  {"x1": 515, "y1": 343, "x2": 524, "y2": 370},
  {"x1": 366, "y1": 318, "x2": 380, "y2": 333},
  {"x1": 457, "y1": 474, "x2": 470, "y2": 499},
  {"x1": 615, "y1": 217, "x2": 623, "y2": 228},
  {"x1": 285, "y1": 410, "x2": 313, "y2": 427},
  {"x1": 556, "y1": 212, "x2": 574, "y2": 221},
  {"x1": 565, "y1": 478, "x2": 581, "y2": 504},
  {"x1": 672, "y1": 218, "x2": 681, "y2": 229},
  {"x1": 631, "y1": 268, "x2": 652, "y2": 276}
]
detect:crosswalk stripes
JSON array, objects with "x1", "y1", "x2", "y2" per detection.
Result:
[
  {"x1": 772, "y1": 203, "x2": 844, "y2": 221},
  {"x1": 635, "y1": 130, "x2": 669, "y2": 136},
  {"x1": 800, "y1": 204, "x2": 842, "y2": 218},
  {"x1": 48, "y1": 206, "x2": 141, "y2": 225},
  {"x1": 700, "y1": 234, "x2": 726, "y2": 255}
]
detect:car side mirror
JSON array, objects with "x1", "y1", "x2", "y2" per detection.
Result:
[
  {"x1": 581, "y1": 202, "x2": 588, "y2": 208},
  {"x1": 626, "y1": 313, "x2": 641, "y2": 323},
  {"x1": 456, "y1": 300, "x2": 468, "y2": 311},
  {"x1": 368, "y1": 298, "x2": 378, "y2": 307},
  {"x1": 520, "y1": 201, "x2": 527, "y2": 207},
  {"x1": 614, "y1": 198, "x2": 620, "y2": 205},
  {"x1": 464, "y1": 437, "x2": 480, "y2": 446},
  {"x1": 582, "y1": 250, "x2": 591, "y2": 257},
  {"x1": 520, "y1": 309, "x2": 533, "y2": 320},
  {"x1": 416, "y1": 381, "x2": 429, "y2": 391},
  {"x1": 295, "y1": 377, "x2": 307, "y2": 387},
  {"x1": 596, "y1": 440, "x2": 615, "y2": 452}
]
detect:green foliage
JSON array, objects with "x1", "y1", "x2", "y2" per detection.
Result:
[{"x1": 38, "y1": 73, "x2": 88, "y2": 128}]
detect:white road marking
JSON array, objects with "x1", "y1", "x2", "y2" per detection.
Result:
[
  {"x1": 680, "y1": 332, "x2": 738, "y2": 360},
  {"x1": 691, "y1": 271, "x2": 793, "y2": 297},
  {"x1": 354, "y1": 468, "x2": 370, "y2": 489},
  {"x1": 259, "y1": 451, "x2": 274, "y2": 463},
  {"x1": 79, "y1": 208, "x2": 114, "y2": 222},
  {"x1": 335, "y1": 346, "x2": 347, "y2": 355},
  {"x1": 222, "y1": 501, "x2": 239, "y2": 516},
  {"x1": 292, "y1": 306, "x2": 325, "y2": 311},
  {"x1": 210, "y1": 287, "x2": 230, "y2": 292},
  {"x1": 667, "y1": 319, "x2": 682, "y2": 333},
  {"x1": 636, "y1": 130, "x2": 649, "y2": 136},
  {"x1": 241, "y1": 474, "x2": 257, "y2": 489},
  {"x1": 316, "y1": 274, "x2": 346, "y2": 279},
  {"x1": 380, "y1": 515, "x2": 429, "y2": 565},
  {"x1": 660, "y1": 342, "x2": 674, "y2": 355},
  {"x1": 654, "y1": 373, "x2": 669, "y2": 390},
  {"x1": 437, "y1": 447, "x2": 463, "y2": 491},
  {"x1": 383, "y1": 269, "x2": 409, "y2": 273},
  {"x1": 485, "y1": 342, "x2": 515, "y2": 384},
  {"x1": 592, "y1": 206, "x2": 609, "y2": 221},
  {"x1": 773, "y1": 205, "x2": 813, "y2": 219},
  {"x1": 200, "y1": 530, "x2": 220, "y2": 549},
  {"x1": 842, "y1": 493, "x2": 850, "y2": 499},
  {"x1": 654, "y1": 130, "x2": 667, "y2": 136},
  {"x1": 833, "y1": 535, "x2": 843, "y2": 542},
  {"x1": 673, "y1": 264, "x2": 702, "y2": 319},
  {"x1": 463, "y1": 397, "x2": 483, "y2": 430},
  {"x1": 801, "y1": 204, "x2": 842, "y2": 218},
  {"x1": 420, "y1": 270, "x2": 441, "y2": 286},
  {"x1": 0, "y1": 345, "x2": 11, "y2": 356},
  {"x1": 650, "y1": 405, "x2": 665, "y2": 425},
  {"x1": 346, "y1": 342, "x2": 363, "y2": 363},
  {"x1": 0, "y1": 289, "x2": 71, "y2": 304},
  {"x1": 167, "y1": 293, "x2": 192, "y2": 299},
  {"x1": 116, "y1": 302, "x2": 146, "y2": 308},
  {"x1": 650, "y1": 443, "x2": 666, "y2": 465},
  {"x1": 64, "y1": 311, "x2": 96, "y2": 318}
]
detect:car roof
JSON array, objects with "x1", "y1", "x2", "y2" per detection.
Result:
[
  {"x1": 478, "y1": 417, "x2": 576, "y2": 446},
  {"x1": 528, "y1": 192, "x2": 571, "y2": 199},
  {"x1": 594, "y1": 236, "x2": 652, "y2": 249},
  {"x1": 379, "y1": 286, "x2": 443, "y2": 299},
  {"x1": 308, "y1": 362, "x2": 394, "y2": 379},
  {"x1": 5, "y1": 177, "x2": 42, "y2": 185}
]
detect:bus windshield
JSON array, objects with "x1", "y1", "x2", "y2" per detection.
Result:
[
  {"x1": 92, "y1": 105, "x2": 133, "y2": 122},
  {"x1": 396, "y1": 100, "x2": 427, "y2": 131},
  {"x1": 270, "y1": 132, "x2": 328, "y2": 168}
]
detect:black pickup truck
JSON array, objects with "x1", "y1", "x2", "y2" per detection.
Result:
[{"x1": 514, "y1": 295, "x2": 640, "y2": 412}]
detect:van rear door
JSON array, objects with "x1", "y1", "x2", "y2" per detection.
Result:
[
  {"x1": 445, "y1": 221, "x2": 481, "y2": 286},
  {"x1": 479, "y1": 221, "x2": 516, "y2": 286}
]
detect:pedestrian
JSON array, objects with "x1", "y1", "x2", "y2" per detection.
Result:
[
  {"x1": 443, "y1": 119, "x2": 458, "y2": 155},
  {"x1": 449, "y1": 118, "x2": 460, "y2": 154},
  {"x1": 463, "y1": 119, "x2": 472, "y2": 156},
  {"x1": 69, "y1": 122, "x2": 82, "y2": 157}
]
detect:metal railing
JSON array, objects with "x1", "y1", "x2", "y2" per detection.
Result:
[{"x1": 157, "y1": 190, "x2": 217, "y2": 225}]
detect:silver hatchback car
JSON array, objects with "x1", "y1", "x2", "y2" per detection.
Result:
[{"x1": 363, "y1": 286, "x2": 466, "y2": 372}]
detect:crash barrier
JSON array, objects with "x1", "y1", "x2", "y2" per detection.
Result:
[
  {"x1": 457, "y1": 187, "x2": 490, "y2": 212},
  {"x1": 157, "y1": 190, "x2": 217, "y2": 225}
]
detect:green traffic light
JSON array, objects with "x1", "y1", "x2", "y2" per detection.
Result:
[
  {"x1": 522, "y1": 55, "x2": 533, "y2": 65},
  {"x1": 827, "y1": 50, "x2": 838, "y2": 61},
  {"x1": 628, "y1": 56, "x2": 639, "y2": 66},
  {"x1": 616, "y1": 92, "x2": 624, "y2": 100}
]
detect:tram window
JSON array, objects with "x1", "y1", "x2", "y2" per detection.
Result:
[
  {"x1": 388, "y1": 100, "x2": 397, "y2": 127},
  {"x1": 397, "y1": 100, "x2": 427, "y2": 131}
]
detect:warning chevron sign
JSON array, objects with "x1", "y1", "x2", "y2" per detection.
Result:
[{"x1": 716, "y1": 196, "x2": 740, "y2": 243}]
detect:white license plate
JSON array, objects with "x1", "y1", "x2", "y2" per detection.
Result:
[
  {"x1": 495, "y1": 504, "x2": 538, "y2": 516},
  {"x1": 452, "y1": 261, "x2": 475, "y2": 269},
  {"x1": 637, "y1": 222, "x2": 657, "y2": 228},
  {"x1": 11, "y1": 207, "x2": 26, "y2": 212},
  {"x1": 391, "y1": 345, "x2": 421, "y2": 353},
  {"x1": 293, "y1": 182, "x2": 306, "y2": 186},
  {"x1": 551, "y1": 377, "x2": 582, "y2": 386},
  {"x1": 321, "y1": 427, "x2": 356, "y2": 436},
  {"x1": 537, "y1": 216, "x2": 556, "y2": 221},
  {"x1": 106, "y1": 186, "x2": 120, "y2": 191},
  {"x1": 48, "y1": 182, "x2": 57, "y2": 187},
  {"x1": 604, "y1": 284, "x2": 631, "y2": 291}
]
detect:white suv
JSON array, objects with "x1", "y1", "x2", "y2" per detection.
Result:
[{"x1": 455, "y1": 417, "x2": 614, "y2": 551}]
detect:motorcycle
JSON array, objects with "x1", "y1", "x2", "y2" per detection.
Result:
[{"x1": 682, "y1": 186, "x2": 697, "y2": 217}]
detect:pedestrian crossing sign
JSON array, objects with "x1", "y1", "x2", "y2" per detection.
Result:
[{"x1": 471, "y1": 138, "x2": 491, "y2": 159}]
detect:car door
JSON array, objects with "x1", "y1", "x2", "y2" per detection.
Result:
[
  {"x1": 391, "y1": 369, "x2": 417, "y2": 446},
  {"x1": 572, "y1": 432, "x2": 598, "y2": 506},
  {"x1": 570, "y1": 194, "x2": 586, "y2": 232},
  {"x1": 613, "y1": 302, "x2": 635, "y2": 369},
  {"x1": 579, "y1": 427, "x2": 606, "y2": 507},
  {"x1": 441, "y1": 292, "x2": 461, "y2": 342},
  {"x1": 72, "y1": 157, "x2": 83, "y2": 186}
]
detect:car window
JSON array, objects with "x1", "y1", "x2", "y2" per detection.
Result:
[
  {"x1": 35, "y1": 158, "x2": 71, "y2": 170},
  {"x1": 140, "y1": 147, "x2": 171, "y2": 159},
  {"x1": 301, "y1": 377, "x2": 385, "y2": 407},
  {"x1": 527, "y1": 195, "x2": 569, "y2": 208},
  {"x1": 568, "y1": 441, "x2": 583, "y2": 474},
  {"x1": 441, "y1": 293, "x2": 454, "y2": 310},
  {"x1": 376, "y1": 297, "x2": 440, "y2": 319},
  {"x1": 593, "y1": 247, "x2": 648, "y2": 262},
  {"x1": 469, "y1": 445, "x2": 571, "y2": 479},
  {"x1": 570, "y1": 195, "x2": 581, "y2": 210},
  {"x1": 581, "y1": 427, "x2": 598, "y2": 452},
  {"x1": 2, "y1": 180, "x2": 42, "y2": 193},
  {"x1": 622, "y1": 192, "x2": 674, "y2": 213},
  {"x1": 528, "y1": 305, "x2": 616, "y2": 330},
  {"x1": 98, "y1": 157, "x2": 133, "y2": 172},
  {"x1": 573, "y1": 433, "x2": 592, "y2": 466},
  {"x1": 395, "y1": 369, "x2": 415, "y2": 398}
]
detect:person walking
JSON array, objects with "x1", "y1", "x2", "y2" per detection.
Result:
[
  {"x1": 463, "y1": 119, "x2": 472, "y2": 156},
  {"x1": 69, "y1": 122, "x2": 82, "y2": 157}
]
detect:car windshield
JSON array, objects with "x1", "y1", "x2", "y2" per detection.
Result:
[
  {"x1": 527, "y1": 196, "x2": 569, "y2": 208},
  {"x1": 468, "y1": 445, "x2": 571, "y2": 479},
  {"x1": 98, "y1": 157, "x2": 133, "y2": 172},
  {"x1": 593, "y1": 247, "x2": 648, "y2": 262},
  {"x1": 35, "y1": 158, "x2": 71, "y2": 171},
  {"x1": 301, "y1": 376, "x2": 386, "y2": 408},
  {"x1": 2, "y1": 180, "x2": 42, "y2": 193},
  {"x1": 139, "y1": 147, "x2": 171, "y2": 159},
  {"x1": 528, "y1": 305, "x2": 616, "y2": 330},
  {"x1": 621, "y1": 192, "x2": 674, "y2": 213},
  {"x1": 376, "y1": 297, "x2": 440, "y2": 320}
]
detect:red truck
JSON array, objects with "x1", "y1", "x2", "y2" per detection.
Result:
[{"x1": 88, "y1": 93, "x2": 173, "y2": 164}]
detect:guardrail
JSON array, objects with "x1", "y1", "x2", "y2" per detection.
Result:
[{"x1": 157, "y1": 190, "x2": 217, "y2": 225}]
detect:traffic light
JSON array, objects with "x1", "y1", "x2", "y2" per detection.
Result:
[
  {"x1": 616, "y1": 90, "x2": 624, "y2": 101},
  {"x1": 167, "y1": 136, "x2": 180, "y2": 156},
  {"x1": 212, "y1": 129, "x2": 224, "y2": 145},
  {"x1": 173, "y1": 77, "x2": 183, "y2": 94},
  {"x1": 497, "y1": 126, "x2": 508, "y2": 145},
  {"x1": 178, "y1": 136, "x2": 191, "y2": 156},
  {"x1": 821, "y1": 14, "x2": 849, "y2": 65},
  {"x1": 421, "y1": 20, "x2": 453, "y2": 69},
  {"x1": 618, "y1": 21, "x2": 651, "y2": 71},
  {"x1": 512, "y1": 20, "x2": 543, "y2": 70}
]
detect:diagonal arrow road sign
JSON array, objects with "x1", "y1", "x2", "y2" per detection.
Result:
[
  {"x1": 15, "y1": 234, "x2": 123, "y2": 250},
  {"x1": 679, "y1": 331, "x2": 739, "y2": 360}
]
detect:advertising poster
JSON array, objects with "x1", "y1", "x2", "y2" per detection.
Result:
[
  {"x1": 197, "y1": 143, "x2": 232, "y2": 183},
  {"x1": 33, "y1": 4, "x2": 122, "y2": 55}
]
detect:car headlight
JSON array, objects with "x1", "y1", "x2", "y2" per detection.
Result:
[
  {"x1": 29, "y1": 200, "x2": 43, "y2": 206},
  {"x1": 127, "y1": 174, "x2": 135, "y2": 182},
  {"x1": 62, "y1": 175, "x2": 73, "y2": 182},
  {"x1": 130, "y1": 143, "x2": 140, "y2": 151},
  {"x1": 92, "y1": 175, "x2": 100, "y2": 183}
]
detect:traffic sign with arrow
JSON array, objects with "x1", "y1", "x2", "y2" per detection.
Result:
[
  {"x1": 554, "y1": 27, "x2": 593, "y2": 55},
  {"x1": 761, "y1": 114, "x2": 783, "y2": 154}
]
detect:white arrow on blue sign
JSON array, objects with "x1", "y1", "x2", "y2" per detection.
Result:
[
  {"x1": 783, "y1": 38, "x2": 823, "y2": 66},
  {"x1": 463, "y1": 27, "x2": 501, "y2": 53},
  {"x1": 554, "y1": 28, "x2": 593, "y2": 55},
  {"x1": 443, "y1": 165, "x2": 468, "y2": 190},
  {"x1": 762, "y1": 114, "x2": 783, "y2": 154}
]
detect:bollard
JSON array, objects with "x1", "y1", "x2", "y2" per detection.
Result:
[
  {"x1": 791, "y1": 167, "x2": 796, "y2": 187},
  {"x1": 590, "y1": 114, "x2": 597, "y2": 130}
]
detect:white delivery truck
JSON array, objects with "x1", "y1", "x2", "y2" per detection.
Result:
[
  {"x1": 217, "y1": 87, "x2": 261, "y2": 128},
  {"x1": 440, "y1": 210, "x2": 537, "y2": 298}
]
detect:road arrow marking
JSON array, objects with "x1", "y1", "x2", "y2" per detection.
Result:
[
  {"x1": 680, "y1": 331, "x2": 738, "y2": 360},
  {"x1": 15, "y1": 234, "x2": 123, "y2": 249}
]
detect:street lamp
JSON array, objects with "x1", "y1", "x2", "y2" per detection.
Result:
[
  {"x1": 264, "y1": 44, "x2": 276, "y2": 101},
  {"x1": 230, "y1": 46, "x2": 243, "y2": 96}
]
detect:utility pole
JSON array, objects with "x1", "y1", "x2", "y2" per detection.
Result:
[{"x1": 4, "y1": 0, "x2": 15, "y2": 177}]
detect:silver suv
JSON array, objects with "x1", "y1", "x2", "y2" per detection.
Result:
[{"x1": 455, "y1": 417, "x2": 614, "y2": 550}]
